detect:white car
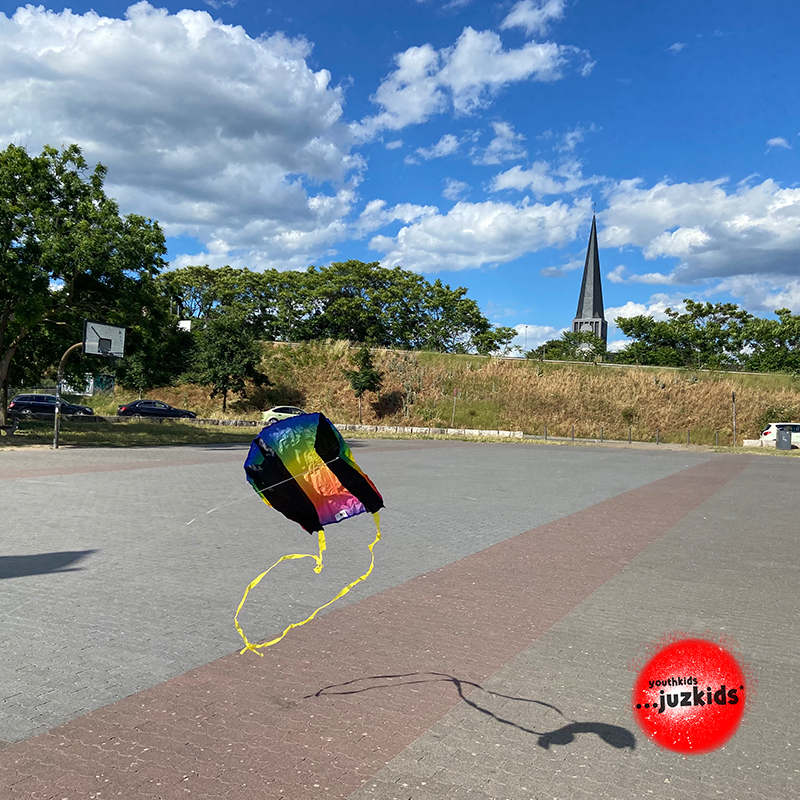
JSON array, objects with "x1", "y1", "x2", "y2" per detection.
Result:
[
  {"x1": 761, "y1": 422, "x2": 800, "y2": 445},
  {"x1": 261, "y1": 405, "x2": 305, "y2": 425}
]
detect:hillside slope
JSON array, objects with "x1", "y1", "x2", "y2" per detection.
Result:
[{"x1": 97, "y1": 342, "x2": 800, "y2": 446}]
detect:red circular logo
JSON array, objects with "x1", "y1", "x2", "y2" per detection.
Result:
[{"x1": 632, "y1": 638, "x2": 746, "y2": 754}]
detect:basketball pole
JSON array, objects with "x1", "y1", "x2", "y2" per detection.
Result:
[{"x1": 53, "y1": 342, "x2": 84, "y2": 450}]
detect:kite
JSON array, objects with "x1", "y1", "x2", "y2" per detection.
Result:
[{"x1": 235, "y1": 412, "x2": 384, "y2": 655}]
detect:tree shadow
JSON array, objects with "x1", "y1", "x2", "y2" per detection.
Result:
[
  {"x1": 0, "y1": 550, "x2": 97, "y2": 580},
  {"x1": 372, "y1": 390, "x2": 403, "y2": 419},
  {"x1": 308, "y1": 672, "x2": 635, "y2": 751}
]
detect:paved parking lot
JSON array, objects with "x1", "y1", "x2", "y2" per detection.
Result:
[{"x1": 0, "y1": 439, "x2": 797, "y2": 798}]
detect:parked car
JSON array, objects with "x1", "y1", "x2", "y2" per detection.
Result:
[
  {"x1": 261, "y1": 405, "x2": 305, "y2": 424},
  {"x1": 760, "y1": 422, "x2": 800, "y2": 445},
  {"x1": 117, "y1": 400, "x2": 197, "y2": 419},
  {"x1": 7, "y1": 394, "x2": 94, "y2": 418}
]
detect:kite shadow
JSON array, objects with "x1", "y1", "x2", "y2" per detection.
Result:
[
  {"x1": 0, "y1": 549, "x2": 97, "y2": 580},
  {"x1": 307, "y1": 672, "x2": 635, "y2": 751}
]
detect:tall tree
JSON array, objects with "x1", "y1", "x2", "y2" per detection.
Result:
[
  {"x1": 0, "y1": 143, "x2": 167, "y2": 422},
  {"x1": 191, "y1": 311, "x2": 268, "y2": 411},
  {"x1": 343, "y1": 344, "x2": 384, "y2": 423},
  {"x1": 527, "y1": 330, "x2": 607, "y2": 361},
  {"x1": 615, "y1": 300, "x2": 752, "y2": 369}
]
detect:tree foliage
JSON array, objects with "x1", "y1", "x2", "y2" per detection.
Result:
[
  {"x1": 0, "y1": 143, "x2": 167, "y2": 421},
  {"x1": 164, "y1": 261, "x2": 517, "y2": 355},
  {"x1": 343, "y1": 344, "x2": 384, "y2": 423},
  {"x1": 527, "y1": 330, "x2": 607, "y2": 362},
  {"x1": 190, "y1": 311, "x2": 268, "y2": 411}
]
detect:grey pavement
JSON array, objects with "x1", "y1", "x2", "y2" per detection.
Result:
[
  {"x1": 1, "y1": 441, "x2": 710, "y2": 743},
  {"x1": 0, "y1": 440, "x2": 797, "y2": 800}
]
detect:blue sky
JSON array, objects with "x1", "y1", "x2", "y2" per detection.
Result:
[{"x1": 2, "y1": 0, "x2": 799, "y2": 350}]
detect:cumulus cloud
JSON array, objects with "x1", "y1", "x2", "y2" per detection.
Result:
[
  {"x1": 500, "y1": 0, "x2": 566, "y2": 38},
  {"x1": 601, "y1": 177, "x2": 800, "y2": 282},
  {"x1": 358, "y1": 25, "x2": 590, "y2": 135},
  {"x1": 766, "y1": 137, "x2": 790, "y2": 150},
  {"x1": 712, "y1": 275, "x2": 800, "y2": 313},
  {"x1": 0, "y1": 2, "x2": 361, "y2": 269},
  {"x1": 443, "y1": 178, "x2": 469, "y2": 200},
  {"x1": 510, "y1": 323, "x2": 562, "y2": 351},
  {"x1": 355, "y1": 199, "x2": 439, "y2": 237},
  {"x1": 416, "y1": 133, "x2": 462, "y2": 160},
  {"x1": 605, "y1": 294, "x2": 688, "y2": 323},
  {"x1": 385, "y1": 139, "x2": 404, "y2": 149},
  {"x1": 668, "y1": 42, "x2": 687, "y2": 53},
  {"x1": 490, "y1": 158, "x2": 600, "y2": 196},
  {"x1": 369, "y1": 197, "x2": 590, "y2": 271},
  {"x1": 473, "y1": 121, "x2": 527, "y2": 164}
]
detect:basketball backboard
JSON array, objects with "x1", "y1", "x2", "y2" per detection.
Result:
[{"x1": 83, "y1": 320, "x2": 126, "y2": 358}]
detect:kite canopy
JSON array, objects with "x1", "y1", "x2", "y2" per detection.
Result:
[
  {"x1": 236, "y1": 413, "x2": 384, "y2": 655},
  {"x1": 243, "y1": 412, "x2": 384, "y2": 532}
]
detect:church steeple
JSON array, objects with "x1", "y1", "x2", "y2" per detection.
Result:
[{"x1": 572, "y1": 214, "x2": 607, "y2": 344}]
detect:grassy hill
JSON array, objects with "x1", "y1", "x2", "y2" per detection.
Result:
[{"x1": 87, "y1": 341, "x2": 800, "y2": 447}]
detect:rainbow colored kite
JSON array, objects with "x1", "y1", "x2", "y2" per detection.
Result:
[{"x1": 235, "y1": 412, "x2": 383, "y2": 654}]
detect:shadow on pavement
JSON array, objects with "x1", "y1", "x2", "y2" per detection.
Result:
[
  {"x1": 309, "y1": 671, "x2": 636, "y2": 751},
  {"x1": 0, "y1": 550, "x2": 97, "y2": 579}
]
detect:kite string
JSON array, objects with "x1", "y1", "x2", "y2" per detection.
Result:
[
  {"x1": 252, "y1": 455, "x2": 342, "y2": 496},
  {"x1": 234, "y1": 512, "x2": 382, "y2": 656},
  {"x1": 201, "y1": 456, "x2": 343, "y2": 519}
]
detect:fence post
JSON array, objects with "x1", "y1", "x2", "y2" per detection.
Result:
[
  {"x1": 656, "y1": 428, "x2": 660, "y2": 445},
  {"x1": 600, "y1": 426, "x2": 604, "y2": 443},
  {"x1": 687, "y1": 429, "x2": 690, "y2": 445},
  {"x1": 571, "y1": 425, "x2": 575, "y2": 441},
  {"x1": 628, "y1": 426, "x2": 632, "y2": 444},
  {"x1": 544, "y1": 424, "x2": 548, "y2": 440},
  {"x1": 715, "y1": 430, "x2": 719, "y2": 446}
]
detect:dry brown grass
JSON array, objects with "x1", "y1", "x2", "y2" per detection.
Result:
[{"x1": 93, "y1": 342, "x2": 800, "y2": 446}]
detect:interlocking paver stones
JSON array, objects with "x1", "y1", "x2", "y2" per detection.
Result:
[
  {"x1": 0, "y1": 447, "x2": 760, "y2": 798},
  {"x1": 1, "y1": 440, "x2": 709, "y2": 741},
  {"x1": 351, "y1": 455, "x2": 799, "y2": 800}
]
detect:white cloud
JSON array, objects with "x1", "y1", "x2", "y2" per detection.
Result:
[
  {"x1": 358, "y1": 25, "x2": 590, "y2": 135},
  {"x1": 490, "y1": 157, "x2": 600, "y2": 196},
  {"x1": 541, "y1": 257, "x2": 583, "y2": 277},
  {"x1": 0, "y1": 2, "x2": 362, "y2": 270},
  {"x1": 369, "y1": 197, "x2": 590, "y2": 271},
  {"x1": 766, "y1": 137, "x2": 790, "y2": 150},
  {"x1": 473, "y1": 121, "x2": 527, "y2": 165},
  {"x1": 416, "y1": 133, "x2": 462, "y2": 160},
  {"x1": 557, "y1": 123, "x2": 596, "y2": 152},
  {"x1": 606, "y1": 265, "x2": 676, "y2": 285},
  {"x1": 354, "y1": 199, "x2": 439, "y2": 237},
  {"x1": 500, "y1": 0, "x2": 566, "y2": 38},
  {"x1": 601, "y1": 177, "x2": 800, "y2": 282},
  {"x1": 510, "y1": 323, "x2": 562, "y2": 351},
  {"x1": 385, "y1": 139, "x2": 404, "y2": 150},
  {"x1": 712, "y1": 275, "x2": 800, "y2": 313},
  {"x1": 605, "y1": 294, "x2": 687, "y2": 323},
  {"x1": 443, "y1": 178, "x2": 469, "y2": 200},
  {"x1": 668, "y1": 42, "x2": 687, "y2": 53}
]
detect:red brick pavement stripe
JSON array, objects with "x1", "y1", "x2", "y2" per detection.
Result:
[{"x1": 0, "y1": 456, "x2": 749, "y2": 799}]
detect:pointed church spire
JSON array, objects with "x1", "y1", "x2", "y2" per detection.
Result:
[{"x1": 572, "y1": 214, "x2": 608, "y2": 343}]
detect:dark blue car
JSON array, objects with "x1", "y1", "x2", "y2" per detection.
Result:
[{"x1": 117, "y1": 400, "x2": 196, "y2": 419}]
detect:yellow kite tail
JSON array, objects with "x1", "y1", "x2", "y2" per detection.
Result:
[{"x1": 235, "y1": 513, "x2": 381, "y2": 656}]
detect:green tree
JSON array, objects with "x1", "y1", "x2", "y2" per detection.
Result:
[
  {"x1": 615, "y1": 301, "x2": 752, "y2": 369},
  {"x1": 343, "y1": 344, "x2": 384, "y2": 423},
  {"x1": 0, "y1": 143, "x2": 167, "y2": 422},
  {"x1": 741, "y1": 309, "x2": 800, "y2": 374},
  {"x1": 527, "y1": 330, "x2": 607, "y2": 361},
  {"x1": 163, "y1": 260, "x2": 515, "y2": 354},
  {"x1": 191, "y1": 312, "x2": 268, "y2": 411}
]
